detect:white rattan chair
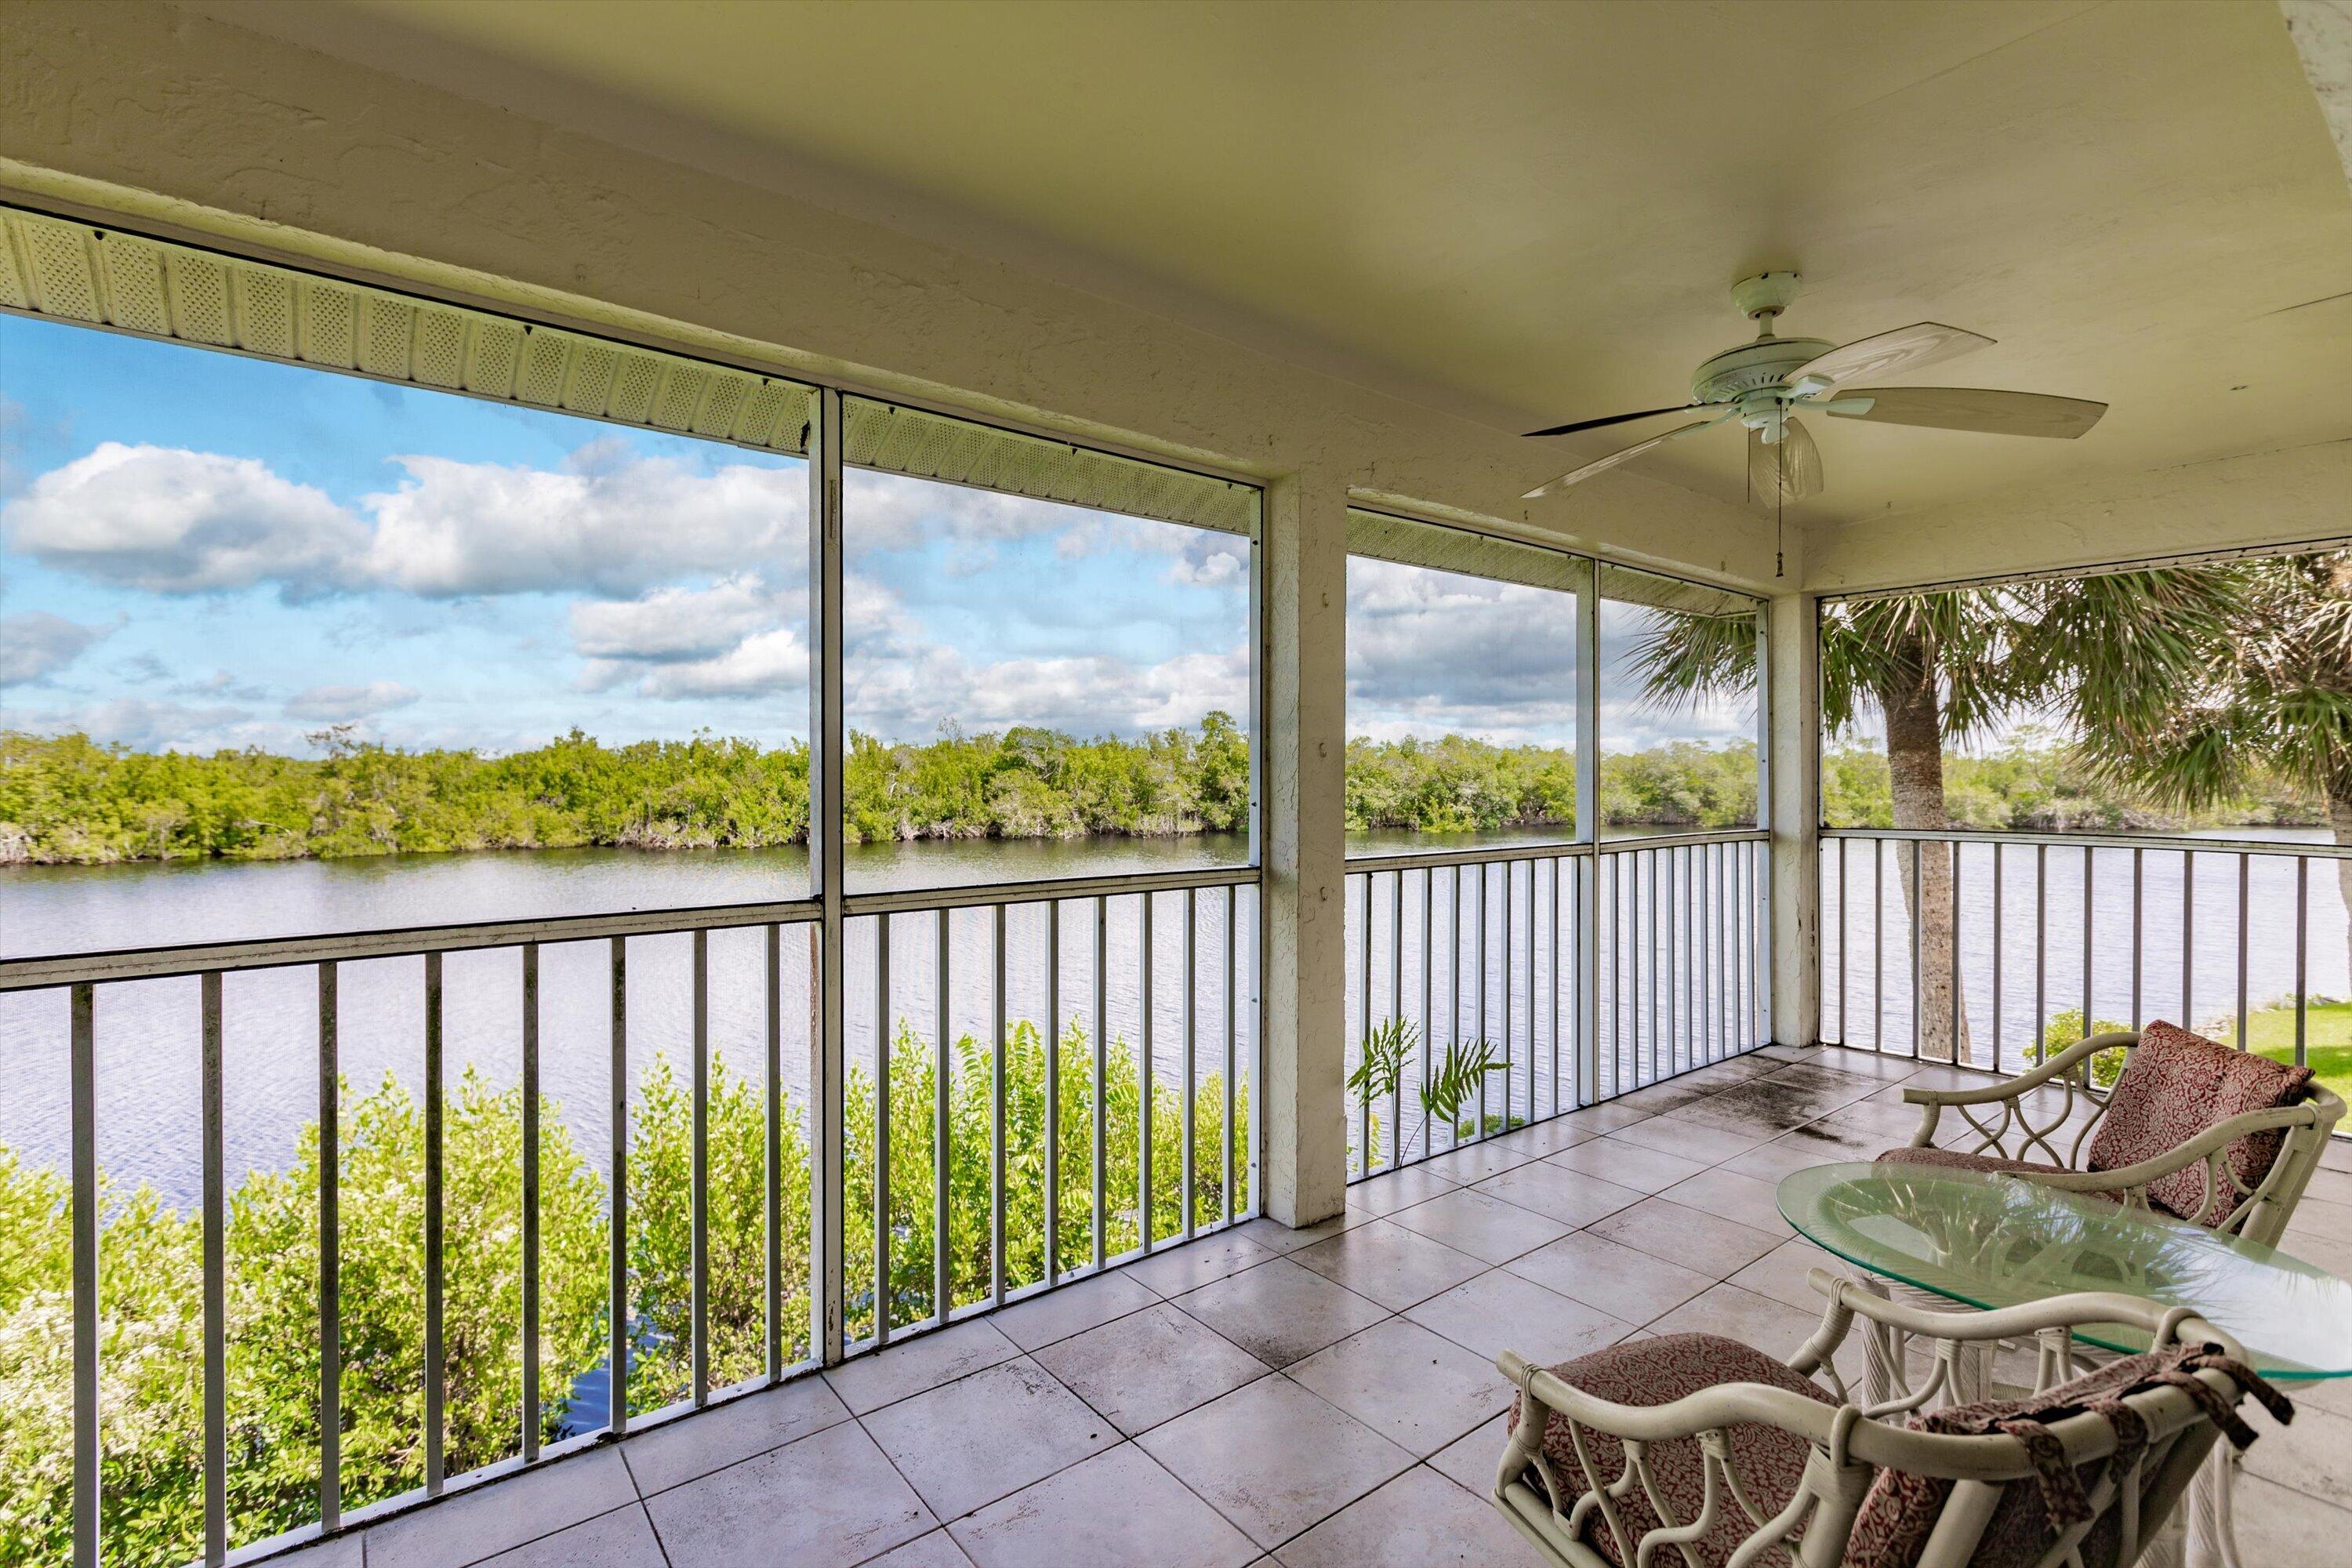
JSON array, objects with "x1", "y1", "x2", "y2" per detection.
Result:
[
  {"x1": 1492, "y1": 1274, "x2": 2288, "y2": 1568},
  {"x1": 1889, "y1": 1029, "x2": 2343, "y2": 1247}
]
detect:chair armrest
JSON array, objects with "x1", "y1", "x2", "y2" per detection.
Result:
[
  {"x1": 2022, "y1": 1101, "x2": 2324, "y2": 1197},
  {"x1": 1497, "y1": 1351, "x2": 1847, "y2": 1449}
]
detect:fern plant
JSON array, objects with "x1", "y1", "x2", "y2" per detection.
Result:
[
  {"x1": 1421, "y1": 1037, "x2": 1508, "y2": 1140},
  {"x1": 1347, "y1": 1018, "x2": 1417, "y2": 1170}
]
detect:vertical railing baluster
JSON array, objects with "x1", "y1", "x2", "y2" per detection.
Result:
[
  {"x1": 2296, "y1": 857, "x2": 2310, "y2": 1066},
  {"x1": 1357, "y1": 873, "x2": 1370, "y2": 1174},
  {"x1": 1873, "y1": 838, "x2": 1885, "y2": 1053},
  {"x1": 991, "y1": 903, "x2": 1007, "y2": 1305},
  {"x1": 2082, "y1": 848, "x2": 2095, "y2": 1040},
  {"x1": 1222, "y1": 885, "x2": 1237, "y2": 1224},
  {"x1": 764, "y1": 924, "x2": 782, "y2": 1377},
  {"x1": 935, "y1": 909, "x2": 952, "y2": 1323},
  {"x1": 1724, "y1": 844, "x2": 1737, "y2": 1053},
  {"x1": 318, "y1": 962, "x2": 341, "y2": 1528},
  {"x1": 1951, "y1": 842, "x2": 1964, "y2": 1064},
  {"x1": 1825, "y1": 841, "x2": 1844, "y2": 1048},
  {"x1": 1391, "y1": 871, "x2": 1404, "y2": 1167},
  {"x1": 72, "y1": 982, "x2": 96, "y2": 1568},
  {"x1": 1549, "y1": 858, "x2": 1563, "y2": 1112},
  {"x1": 1617, "y1": 850, "x2": 1628, "y2": 1086},
  {"x1": 424, "y1": 952, "x2": 445, "y2": 1490},
  {"x1": 1625, "y1": 852, "x2": 1639, "y2": 1085},
  {"x1": 202, "y1": 971, "x2": 225, "y2": 1568},
  {"x1": 1422, "y1": 867, "x2": 1436, "y2": 1144},
  {"x1": 873, "y1": 917, "x2": 891, "y2": 1345},
  {"x1": 1991, "y1": 849, "x2": 2005, "y2": 1076},
  {"x1": 521, "y1": 945, "x2": 540, "y2": 1456},
  {"x1": 2183, "y1": 851, "x2": 2195, "y2": 1030},
  {"x1": 1450, "y1": 865, "x2": 1464, "y2": 1145},
  {"x1": 1909, "y1": 840, "x2": 1923, "y2": 1059},
  {"x1": 1182, "y1": 888, "x2": 1197, "y2": 1236},
  {"x1": 1047, "y1": 902, "x2": 1061, "y2": 1280},
  {"x1": 608, "y1": 936, "x2": 628, "y2": 1432},
  {"x1": 1139, "y1": 892, "x2": 1155, "y2": 1252},
  {"x1": 691, "y1": 930, "x2": 710, "y2": 1399},
  {"x1": 2033, "y1": 846, "x2": 2047, "y2": 1059},
  {"x1": 1092, "y1": 898, "x2": 1107, "y2": 1272},
  {"x1": 1477, "y1": 864, "x2": 1491, "y2": 1131},
  {"x1": 2131, "y1": 849, "x2": 2144, "y2": 1030},
  {"x1": 2236, "y1": 853, "x2": 2251, "y2": 1051},
  {"x1": 1501, "y1": 862, "x2": 1515, "y2": 1125}
]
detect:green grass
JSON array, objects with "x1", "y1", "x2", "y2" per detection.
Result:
[{"x1": 2216, "y1": 1000, "x2": 2352, "y2": 1109}]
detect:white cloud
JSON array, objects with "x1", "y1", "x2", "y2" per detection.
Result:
[
  {"x1": 285, "y1": 681, "x2": 419, "y2": 721},
  {"x1": 569, "y1": 575, "x2": 786, "y2": 662},
  {"x1": 0, "y1": 610, "x2": 114, "y2": 684},
  {"x1": 3, "y1": 443, "x2": 367, "y2": 595},
  {"x1": 626, "y1": 627, "x2": 811, "y2": 699},
  {"x1": 362, "y1": 442, "x2": 808, "y2": 597},
  {"x1": 4, "y1": 440, "x2": 808, "y2": 602}
]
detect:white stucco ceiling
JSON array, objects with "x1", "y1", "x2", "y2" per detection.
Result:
[{"x1": 220, "y1": 0, "x2": 2352, "y2": 528}]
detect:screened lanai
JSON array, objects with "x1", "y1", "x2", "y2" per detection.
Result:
[{"x1": 4, "y1": 4, "x2": 2351, "y2": 1568}]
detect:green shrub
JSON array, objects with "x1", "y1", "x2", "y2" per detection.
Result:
[{"x1": 0, "y1": 1019, "x2": 1243, "y2": 1566}]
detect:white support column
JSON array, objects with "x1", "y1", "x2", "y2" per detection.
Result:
[
  {"x1": 1259, "y1": 470, "x2": 1349, "y2": 1228},
  {"x1": 1766, "y1": 590, "x2": 1821, "y2": 1047}
]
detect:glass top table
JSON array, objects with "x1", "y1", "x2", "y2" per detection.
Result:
[{"x1": 1777, "y1": 1161, "x2": 2352, "y2": 1381}]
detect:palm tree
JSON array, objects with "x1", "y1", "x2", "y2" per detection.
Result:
[
  {"x1": 1631, "y1": 570, "x2": 2237, "y2": 1062},
  {"x1": 2075, "y1": 550, "x2": 2352, "y2": 979}
]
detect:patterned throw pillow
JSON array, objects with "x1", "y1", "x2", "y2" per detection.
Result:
[
  {"x1": 1841, "y1": 1342, "x2": 2286, "y2": 1568},
  {"x1": 2083, "y1": 1021, "x2": 2314, "y2": 1225},
  {"x1": 1506, "y1": 1333, "x2": 1835, "y2": 1568}
]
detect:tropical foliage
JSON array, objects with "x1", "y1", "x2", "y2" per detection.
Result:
[
  {"x1": 0, "y1": 1021, "x2": 1241, "y2": 1567},
  {"x1": 1634, "y1": 570, "x2": 2247, "y2": 1062}
]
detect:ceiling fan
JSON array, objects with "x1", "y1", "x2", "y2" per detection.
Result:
[{"x1": 1520, "y1": 272, "x2": 2107, "y2": 503}]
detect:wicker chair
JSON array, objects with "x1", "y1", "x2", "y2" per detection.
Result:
[
  {"x1": 1492, "y1": 1274, "x2": 2288, "y2": 1568},
  {"x1": 1860, "y1": 1023, "x2": 2341, "y2": 1566},
  {"x1": 1885, "y1": 1025, "x2": 2343, "y2": 1247}
]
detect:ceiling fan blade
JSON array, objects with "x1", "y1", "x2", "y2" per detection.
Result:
[
  {"x1": 1794, "y1": 323, "x2": 1993, "y2": 389},
  {"x1": 1523, "y1": 402, "x2": 1722, "y2": 438},
  {"x1": 1523, "y1": 416, "x2": 1726, "y2": 499},
  {"x1": 1828, "y1": 387, "x2": 2107, "y2": 438}
]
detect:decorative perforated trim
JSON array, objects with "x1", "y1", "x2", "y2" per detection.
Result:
[{"x1": 0, "y1": 205, "x2": 1258, "y2": 537}]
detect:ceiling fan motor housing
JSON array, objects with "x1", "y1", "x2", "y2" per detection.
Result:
[{"x1": 1690, "y1": 336, "x2": 1832, "y2": 408}]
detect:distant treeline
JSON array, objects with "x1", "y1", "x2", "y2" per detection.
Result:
[{"x1": 0, "y1": 721, "x2": 2320, "y2": 866}]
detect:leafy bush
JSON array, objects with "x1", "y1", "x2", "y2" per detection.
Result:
[{"x1": 0, "y1": 1020, "x2": 1242, "y2": 1566}]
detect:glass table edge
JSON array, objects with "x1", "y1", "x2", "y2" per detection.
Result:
[{"x1": 1775, "y1": 1162, "x2": 2344, "y2": 1382}]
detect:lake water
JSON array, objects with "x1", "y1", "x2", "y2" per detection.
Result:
[{"x1": 5, "y1": 822, "x2": 2336, "y2": 1202}]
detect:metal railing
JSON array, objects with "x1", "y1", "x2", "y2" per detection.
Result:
[
  {"x1": 1820, "y1": 828, "x2": 2350, "y2": 1095},
  {"x1": 1341, "y1": 829, "x2": 1771, "y2": 1179},
  {"x1": 0, "y1": 862, "x2": 1258, "y2": 1567}
]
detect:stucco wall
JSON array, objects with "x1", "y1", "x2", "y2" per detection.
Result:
[{"x1": 2, "y1": 0, "x2": 1788, "y2": 586}]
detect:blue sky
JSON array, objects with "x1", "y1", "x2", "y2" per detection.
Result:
[{"x1": 0, "y1": 312, "x2": 1751, "y2": 757}]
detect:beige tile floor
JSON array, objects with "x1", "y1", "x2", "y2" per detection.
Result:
[{"x1": 263, "y1": 1044, "x2": 2352, "y2": 1568}]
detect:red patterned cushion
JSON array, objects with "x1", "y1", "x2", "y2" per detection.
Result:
[
  {"x1": 1842, "y1": 1342, "x2": 2285, "y2": 1568},
  {"x1": 1507, "y1": 1333, "x2": 1834, "y2": 1568},
  {"x1": 2084, "y1": 1022, "x2": 2313, "y2": 1225}
]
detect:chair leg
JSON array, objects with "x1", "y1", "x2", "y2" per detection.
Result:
[
  {"x1": 1851, "y1": 1271, "x2": 1900, "y2": 1407},
  {"x1": 2184, "y1": 1442, "x2": 2244, "y2": 1568}
]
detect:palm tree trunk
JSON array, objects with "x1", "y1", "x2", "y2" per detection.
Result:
[
  {"x1": 2331, "y1": 789, "x2": 2352, "y2": 995},
  {"x1": 1878, "y1": 641, "x2": 1971, "y2": 1064}
]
